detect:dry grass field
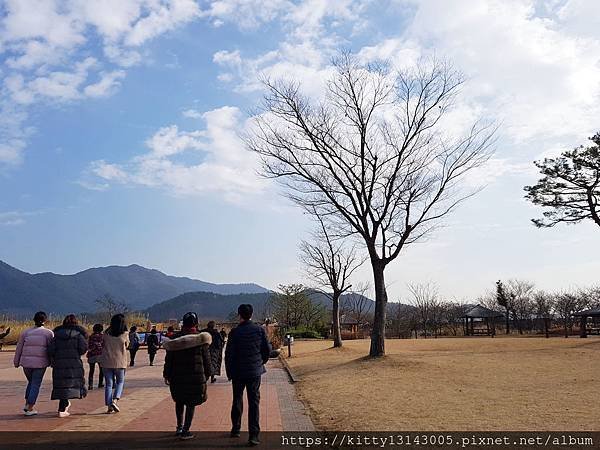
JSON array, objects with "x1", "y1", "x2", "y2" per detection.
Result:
[{"x1": 285, "y1": 337, "x2": 600, "y2": 431}]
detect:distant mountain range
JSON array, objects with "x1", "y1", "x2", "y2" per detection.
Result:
[
  {"x1": 145, "y1": 291, "x2": 272, "y2": 321},
  {"x1": 146, "y1": 289, "x2": 378, "y2": 322},
  {"x1": 0, "y1": 261, "x2": 269, "y2": 316}
]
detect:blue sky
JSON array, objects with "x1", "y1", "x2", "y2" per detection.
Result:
[{"x1": 1, "y1": 0, "x2": 599, "y2": 302}]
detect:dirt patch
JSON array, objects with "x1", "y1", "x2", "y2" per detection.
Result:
[{"x1": 285, "y1": 337, "x2": 600, "y2": 431}]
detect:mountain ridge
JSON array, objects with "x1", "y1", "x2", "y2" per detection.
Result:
[
  {"x1": 0, "y1": 260, "x2": 269, "y2": 316},
  {"x1": 145, "y1": 289, "x2": 382, "y2": 322}
]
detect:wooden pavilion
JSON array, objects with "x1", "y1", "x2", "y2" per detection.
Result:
[
  {"x1": 464, "y1": 305, "x2": 503, "y2": 337},
  {"x1": 573, "y1": 308, "x2": 600, "y2": 338},
  {"x1": 331, "y1": 315, "x2": 360, "y2": 339}
]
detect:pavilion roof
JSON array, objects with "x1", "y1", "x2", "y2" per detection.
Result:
[
  {"x1": 334, "y1": 315, "x2": 359, "y2": 325},
  {"x1": 573, "y1": 308, "x2": 600, "y2": 317},
  {"x1": 465, "y1": 304, "x2": 504, "y2": 318}
]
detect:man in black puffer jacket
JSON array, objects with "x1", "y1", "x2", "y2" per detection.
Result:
[{"x1": 225, "y1": 304, "x2": 271, "y2": 446}]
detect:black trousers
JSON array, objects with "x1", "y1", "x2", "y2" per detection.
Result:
[
  {"x1": 58, "y1": 399, "x2": 69, "y2": 412},
  {"x1": 88, "y1": 362, "x2": 104, "y2": 387},
  {"x1": 129, "y1": 349, "x2": 138, "y2": 366},
  {"x1": 231, "y1": 376, "x2": 261, "y2": 438},
  {"x1": 175, "y1": 402, "x2": 195, "y2": 431}
]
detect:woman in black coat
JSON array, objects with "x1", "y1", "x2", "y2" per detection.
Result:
[
  {"x1": 146, "y1": 327, "x2": 160, "y2": 366},
  {"x1": 200, "y1": 321, "x2": 223, "y2": 383},
  {"x1": 163, "y1": 312, "x2": 211, "y2": 440},
  {"x1": 48, "y1": 314, "x2": 88, "y2": 417}
]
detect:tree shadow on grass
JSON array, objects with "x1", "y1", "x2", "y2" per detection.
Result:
[{"x1": 291, "y1": 352, "x2": 423, "y2": 378}]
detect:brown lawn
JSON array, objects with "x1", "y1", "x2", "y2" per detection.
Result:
[{"x1": 284, "y1": 337, "x2": 600, "y2": 431}]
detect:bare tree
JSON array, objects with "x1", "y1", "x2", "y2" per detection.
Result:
[
  {"x1": 579, "y1": 285, "x2": 600, "y2": 308},
  {"x1": 94, "y1": 293, "x2": 130, "y2": 323},
  {"x1": 300, "y1": 213, "x2": 364, "y2": 347},
  {"x1": 533, "y1": 290, "x2": 554, "y2": 334},
  {"x1": 533, "y1": 290, "x2": 554, "y2": 317},
  {"x1": 389, "y1": 302, "x2": 419, "y2": 338},
  {"x1": 343, "y1": 282, "x2": 373, "y2": 325},
  {"x1": 269, "y1": 284, "x2": 308, "y2": 329},
  {"x1": 269, "y1": 284, "x2": 327, "y2": 330},
  {"x1": 247, "y1": 53, "x2": 495, "y2": 356},
  {"x1": 506, "y1": 279, "x2": 535, "y2": 334},
  {"x1": 408, "y1": 282, "x2": 441, "y2": 338},
  {"x1": 442, "y1": 300, "x2": 470, "y2": 336},
  {"x1": 553, "y1": 290, "x2": 587, "y2": 337}
]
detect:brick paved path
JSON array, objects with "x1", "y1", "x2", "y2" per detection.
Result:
[{"x1": 0, "y1": 349, "x2": 314, "y2": 434}]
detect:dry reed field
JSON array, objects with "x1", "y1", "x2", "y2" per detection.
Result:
[
  {"x1": 0, "y1": 314, "x2": 150, "y2": 346},
  {"x1": 285, "y1": 337, "x2": 600, "y2": 431}
]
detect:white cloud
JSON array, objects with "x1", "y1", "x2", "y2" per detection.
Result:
[
  {"x1": 145, "y1": 125, "x2": 204, "y2": 157},
  {"x1": 72, "y1": 0, "x2": 144, "y2": 42},
  {"x1": 84, "y1": 106, "x2": 266, "y2": 202},
  {"x1": 557, "y1": 0, "x2": 600, "y2": 39},
  {"x1": 5, "y1": 40, "x2": 65, "y2": 70},
  {"x1": 182, "y1": 108, "x2": 203, "y2": 119},
  {"x1": 0, "y1": 0, "x2": 203, "y2": 167},
  {"x1": 84, "y1": 70, "x2": 127, "y2": 98},
  {"x1": 0, "y1": 101, "x2": 31, "y2": 166},
  {"x1": 0, "y1": 210, "x2": 37, "y2": 226},
  {"x1": 213, "y1": 49, "x2": 242, "y2": 67},
  {"x1": 0, "y1": 212, "x2": 26, "y2": 226},
  {"x1": 90, "y1": 160, "x2": 129, "y2": 182},
  {"x1": 103, "y1": 45, "x2": 142, "y2": 67},
  {"x1": 0, "y1": 139, "x2": 26, "y2": 166},
  {"x1": 4, "y1": 57, "x2": 99, "y2": 105},
  {"x1": 208, "y1": 0, "x2": 600, "y2": 195},
  {"x1": 125, "y1": 0, "x2": 201, "y2": 46},
  {"x1": 212, "y1": 0, "x2": 600, "y2": 148},
  {"x1": 2, "y1": 0, "x2": 85, "y2": 48},
  {"x1": 395, "y1": 0, "x2": 600, "y2": 143},
  {"x1": 210, "y1": 0, "x2": 372, "y2": 94},
  {"x1": 200, "y1": 0, "x2": 291, "y2": 30}
]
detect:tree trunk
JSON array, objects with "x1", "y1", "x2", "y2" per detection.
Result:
[
  {"x1": 332, "y1": 292, "x2": 343, "y2": 348},
  {"x1": 505, "y1": 308, "x2": 510, "y2": 334},
  {"x1": 579, "y1": 316, "x2": 587, "y2": 338},
  {"x1": 369, "y1": 260, "x2": 387, "y2": 357}
]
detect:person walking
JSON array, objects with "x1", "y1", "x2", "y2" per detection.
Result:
[
  {"x1": 48, "y1": 314, "x2": 88, "y2": 418},
  {"x1": 0, "y1": 325, "x2": 11, "y2": 351},
  {"x1": 201, "y1": 321, "x2": 223, "y2": 383},
  {"x1": 146, "y1": 327, "x2": 160, "y2": 366},
  {"x1": 87, "y1": 324, "x2": 104, "y2": 390},
  {"x1": 13, "y1": 311, "x2": 53, "y2": 416},
  {"x1": 219, "y1": 328, "x2": 227, "y2": 345},
  {"x1": 163, "y1": 312, "x2": 212, "y2": 440},
  {"x1": 128, "y1": 326, "x2": 140, "y2": 367},
  {"x1": 99, "y1": 314, "x2": 129, "y2": 414},
  {"x1": 165, "y1": 326, "x2": 175, "y2": 339},
  {"x1": 225, "y1": 304, "x2": 271, "y2": 446}
]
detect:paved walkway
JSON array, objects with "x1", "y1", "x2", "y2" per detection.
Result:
[{"x1": 0, "y1": 349, "x2": 314, "y2": 434}]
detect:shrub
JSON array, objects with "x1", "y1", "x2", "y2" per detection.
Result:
[{"x1": 285, "y1": 327, "x2": 323, "y2": 339}]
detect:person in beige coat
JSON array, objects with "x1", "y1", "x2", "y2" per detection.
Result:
[{"x1": 99, "y1": 314, "x2": 129, "y2": 414}]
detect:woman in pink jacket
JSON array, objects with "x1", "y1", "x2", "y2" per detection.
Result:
[{"x1": 13, "y1": 311, "x2": 54, "y2": 416}]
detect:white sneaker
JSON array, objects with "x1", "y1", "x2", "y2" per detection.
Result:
[
  {"x1": 58, "y1": 411, "x2": 70, "y2": 418},
  {"x1": 65, "y1": 401, "x2": 71, "y2": 413},
  {"x1": 24, "y1": 410, "x2": 38, "y2": 416}
]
